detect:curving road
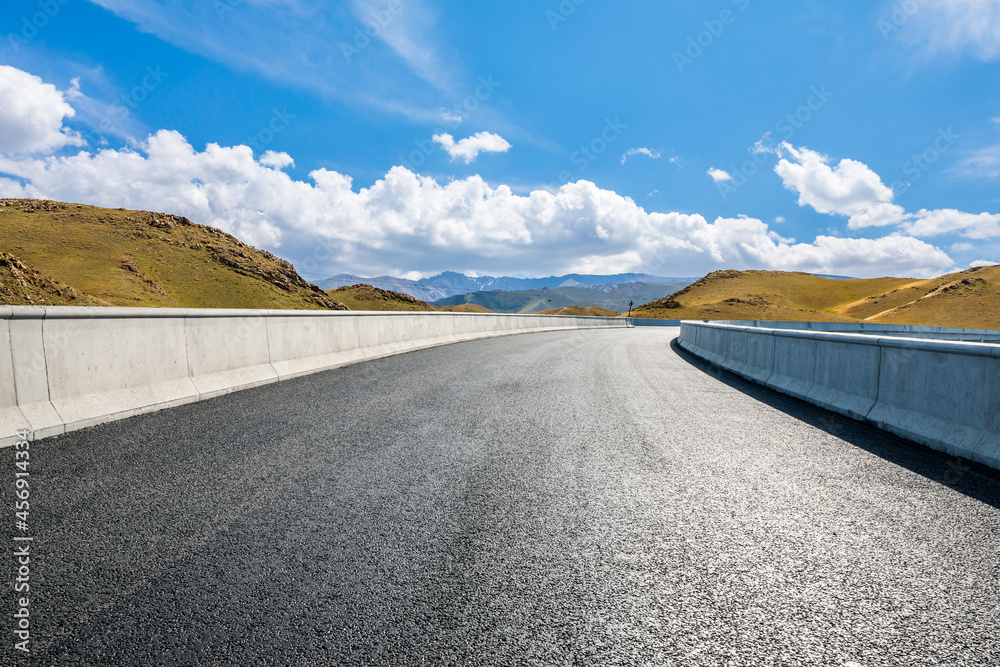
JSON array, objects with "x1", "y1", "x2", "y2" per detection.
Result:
[{"x1": 5, "y1": 327, "x2": 1000, "y2": 666}]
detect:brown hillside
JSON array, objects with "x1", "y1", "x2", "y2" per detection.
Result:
[
  {"x1": 635, "y1": 268, "x2": 1000, "y2": 329},
  {"x1": 839, "y1": 265, "x2": 1000, "y2": 329},
  {"x1": 327, "y1": 284, "x2": 438, "y2": 311},
  {"x1": 436, "y1": 303, "x2": 495, "y2": 313},
  {"x1": 0, "y1": 199, "x2": 346, "y2": 310},
  {"x1": 328, "y1": 284, "x2": 497, "y2": 313},
  {"x1": 635, "y1": 270, "x2": 914, "y2": 322},
  {"x1": 0, "y1": 253, "x2": 109, "y2": 307}
]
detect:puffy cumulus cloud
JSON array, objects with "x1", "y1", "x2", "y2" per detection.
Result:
[
  {"x1": 847, "y1": 202, "x2": 907, "y2": 230},
  {"x1": 773, "y1": 143, "x2": 894, "y2": 216},
  {"x1": 684, "y1": 216, "x2": 952, "y2": 278},
  {"x1": 0, "y1": 129, "x2": 957, "y2": 279},
  {"x1": 903, "y1": 209, "x2": 1000, "y2": 240},
  {"x1": 775, "y1": 143, "x2": 1000, "y2": 242},
  {"x1": 707, "y1": 168, "x2": 732, "y2": 183},
  {"x1": 432, "y1": 131, "x2": 511, "y2": 164},
  {"x1": 259, "y1": 151, "x2": 294, "y2": 170},
  {"x1": 900, "y1": 0, "x2": 1000, "y2": 61},
  {"x1": 971, "y1": 259, "x2": 998, "y2": 267},
  {"x1": 0, "y1": 66, "x2": 85, "y2": 154}
]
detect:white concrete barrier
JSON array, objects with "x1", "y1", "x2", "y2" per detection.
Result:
[
  {"x1": 1, "y1": 308, "x2": 626, "y2": 446},
  {"x1": 632, "y1": 319, "x2": 682, "y2": 326},
  {"x1": 678, "y1": 321, "x2": 1000, "y2": 470},
  {"x1": 707, "y1": 320, "x2": 1000, "y2": 343}
]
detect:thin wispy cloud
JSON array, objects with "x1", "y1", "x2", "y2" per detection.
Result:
[
  {"x1": 957, "y1": 146, "x2": 1000, "y2": 179},
  {"x1": 82, "y1": 0, "x2": 456, "y2": 121},
  {"x1": 347, "y1": 0, "x2": 459, "y2": 94},
  {"x1": 893, "y1": 0, "x2": 1000, "y2": 61},
  {"x1": 621, "y1": 147, "x2": 662, "y2": 165}
]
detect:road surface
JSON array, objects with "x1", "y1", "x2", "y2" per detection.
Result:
[{"x1": 5, "y1": 328, "x2": 999, "y2": 665}]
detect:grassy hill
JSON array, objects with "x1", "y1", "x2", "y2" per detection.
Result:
[
  {"x1": 437, "y1": 303, "x2": 494, "y2": 313},
  {"x1": 536, "y1": 306, "x2": 621, "y2": 317},
  {"x1": 0, "y1": 199, "x2": 346, "y2": 310},
  {"x1": 327, "y1": 284, "x2": 437, "y2": 311},
  {"x1": 838, "y1": 265, "x2": 1000, "y2": 329},
  {"x1": 1, "y1": 252, "x2": 110, "y2": 306},
  {"x1": 327, "y1": 284, "x2": 495, "y2": 313},
  {"x1": 635, "y1": 268, "x2": 1000, "y2": 329}
]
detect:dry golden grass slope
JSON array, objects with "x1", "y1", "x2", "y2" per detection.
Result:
[
  {"x1": 838, "y1": 265, "x2": 1000, "y2": 329},
  {"x1": 437, "y1": 303, "x2": 495, "y2": 313},
  {"x1": 327, "y1": 284, "x2": 495, "y2": 313},
  {"x1": 634, "y1": 268, "x2": 1000, "y2": 329},
  {"x1": 0, "y1": 199, "x2": 347, "y2": 310},
  {"x1": 326, "y1": 284, "x2": 437, "y2": 312},
  {"x1": 537, "y1": 305, "x2": 621, "y2": 317}
]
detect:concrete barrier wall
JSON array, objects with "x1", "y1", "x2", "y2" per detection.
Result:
[
  {"x1": 678, "y1": 321, "x2": 1000, "y2": 470},
  {"x1": 632, "y1": 319, "x2": 682, "y2": 327},
  {"x1": 1, "y1": 307, "x2": 625, "y2": 446},
  {"x1": 706, "y1": 320, "x2": 1000, "y2": 343}
]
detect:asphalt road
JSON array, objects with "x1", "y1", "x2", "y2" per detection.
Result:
[{"x1": 4, "y1": 327, "x2": 1000, "y2": 666}]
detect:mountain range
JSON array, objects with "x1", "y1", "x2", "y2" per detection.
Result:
[
  {"x1": 317, "y1": 271, "x2": 693, "y2": 302},
  {"x1": 431, "y1": 281, "x2": 692, "y2": 314}
]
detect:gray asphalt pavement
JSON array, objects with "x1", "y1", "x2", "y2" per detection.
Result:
[{"x1": 4, "y1": 327, "x2": 1000, "y2": 666}]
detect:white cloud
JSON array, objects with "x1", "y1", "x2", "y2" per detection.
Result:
[
  {"x1": 621, "y1": 148, "x2": 662, "y2": 165},
  {"x1": 951, "y1": 242, "x2": 974, "y2": 252},
  {"x1": 440, "y1": 109, "x2": 463, "y2": 124},
  {"x1": 0, "y1": 128, "x2": 957, "y2": 279},
  {"x1": 703, "y1": 220, "x2": 952, "y2": 278},
  {"x1": 0, "y1": 70, "x2": 963, "y2": 281},
  {"x1": 65, "y1": 77, "x2": 83, "y2": 100},
  {"x1": 956, "y1": 144, "x2": 1000, "y2": 179},
  {"x1": 259, "y1": 151, "x2": 294, "y2": 170},
  {"x1": 432, "y1": 132, "x2": 511, "y2": 164},
  {"x1": 901, "y1": 0, "x2": 1000, "y2": 61},
  {"x1": 0, "y1": 66, "x2": 85, "y2": 154},
  {"x1": 775, "y1": 142, "x2": 1000, "y2": 242},
  {"x1": 903, "y1": 209, "x2": 1000, "y2": 240},
  {"x1": 347, "y1": 0, "x2": 457, "y2": 92},
  {"x1": 847, "y1": 202, "x2": 907, "y2": 230},
  {"x1": 773, "y1": 143, "x2": 894, "y2": 216},
  {"x1": 707, "y1": 168, "x2": 732, "y2": 183},
  {"x1": 971, "y1": 259, "x2": 998, "y2": 267},
  {"x1": 774, "y1": 216, "x2": 786, "y2": 223}
]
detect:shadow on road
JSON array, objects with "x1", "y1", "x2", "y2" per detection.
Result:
[{"x1": 669, "y1": 337, "x2": 1000, "y2": 511}]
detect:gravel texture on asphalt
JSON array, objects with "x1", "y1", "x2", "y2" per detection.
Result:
[{"x1": 3, "y1": 327, "x2": 999, "y2": 666}]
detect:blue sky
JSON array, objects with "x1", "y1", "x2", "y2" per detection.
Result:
[{"x1": 1, "y1": 0, "x2": 1000, "y2": 280}]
